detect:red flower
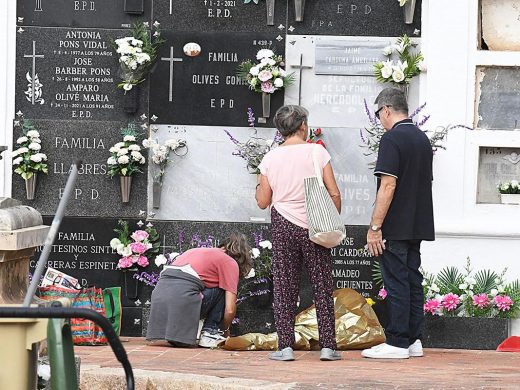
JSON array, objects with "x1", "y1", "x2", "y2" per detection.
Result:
[
  {"x1": 315, "y1": 139, "x2": 326, "y2": 148},
  {"x1": 314, "y1": 128, "x2": 322, "y2": 136}
]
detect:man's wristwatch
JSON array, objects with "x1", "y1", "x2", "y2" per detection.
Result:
[{"x1": 370, "y1": 225, "x2": 381, "y2": 232}]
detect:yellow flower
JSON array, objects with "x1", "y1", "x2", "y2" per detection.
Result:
[{"x1": 366, "y1": 298, "x2": 376, "y2": 306}]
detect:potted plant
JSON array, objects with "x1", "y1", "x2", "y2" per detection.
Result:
[
  {"x1": 110, "y1": 220, "x2": 161, "y2": 299},
  {"x1": 372, "y1": 258, "x2": 520, "y2": 350},
  {"x1": 142, "y1": 136, "x2": 188, "y2": 208},
  {"x1": 107, "y1": 123, "x2": 146, "y2": 203},
  {"x1": 373, "y1": 35, "x2": 425, "y2": 96},
  {"x1": 237, "y1": 50, "x2": 294, "y2": 118},
  {"x1": 12, "y1": 115, "x2": 48, "y2": 200},
  {"x1": 497, "y1": 180, "x2": 520, "y2": 205},
  {"x1": 114, "y1": 22, "x2": 164, "y2": 113},
  {"x1": 224, "y1": 108, "x2": 284, "y2": 174}
]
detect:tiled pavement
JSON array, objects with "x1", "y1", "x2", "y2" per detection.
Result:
[{"x1": 76, "y1": 337, "x2": 520, "y2": 389}]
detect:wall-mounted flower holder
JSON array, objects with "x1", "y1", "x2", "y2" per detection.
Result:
[
  {"x1": 403, "y1": 0, "x2": 416, "y2": 24},
  {"x1": 124, "y1": 0, "x2": 144, "y2": 14},
  {"x1": 266, "y1": 0, "x2": 275, "y2": 25},
  {"x1": 262, "y1": 93, "x2": 271, "y2": 118},
  {"x1": 123, "y1": 86, "x2": 140, "y2": 114},
  {"x1": 295, "y1": 0, "x2": 305, "y2": 22},
  {"x1": 25, "y1": 174, "x2": 37, "y2": 200},
  {"x1": 120, "y1": 176, "x2": 132, "y2": 203},
  {"x1": 152, "y1": 182, "x2": 162, "y2": 209}
]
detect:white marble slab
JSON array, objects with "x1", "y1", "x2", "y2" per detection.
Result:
[{"x1": 147, "y1": 125, "x2": 376, "y2": 225}]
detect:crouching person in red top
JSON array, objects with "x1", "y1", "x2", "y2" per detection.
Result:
[{"x1": 146, "y1": 233, "x2": 252, "y2": 348}]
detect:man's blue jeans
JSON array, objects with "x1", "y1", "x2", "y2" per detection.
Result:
[
  {"x1": 200, "y1": 287, "x2": 225, "y2": 333},
  {"x1": 380, "y1": 239, "x2": 424, "y2": 349}
]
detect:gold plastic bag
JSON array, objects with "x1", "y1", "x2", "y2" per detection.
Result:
[{"x1": 222, "y1": 288, "x2": 385, "y2": 351}]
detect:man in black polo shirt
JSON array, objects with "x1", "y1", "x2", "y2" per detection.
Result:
[{"x1": 362, "y1": 88, "x2": 434, "y2": 359}]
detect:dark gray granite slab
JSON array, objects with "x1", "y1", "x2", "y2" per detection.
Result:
[
  {"x1": 149, "y1": 31, "x2": 285, "y2": 127},
  {"x1": 15, "y1": 27, "x2": 147, "y2": 121},
  {"x1": 11, "y1": 120, "x2": 147, "y2": 217},
  {"x1": 287, "y1": 0, "x2": 422, "y2": 37},
  {"x1": 16, "y1": 0, "x2": 151, "y2": 29},
  {"x1": 155, "y1": 0, "x2": 287, "y2": 33},
  {"x1": 423, "y1": 316, "x2": 510, "y2": 350}
]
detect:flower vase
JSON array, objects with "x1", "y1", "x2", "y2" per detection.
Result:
[
  {"x1": 403, "y1": 0, "x2": 416, "y2": 24},
  {"x1": 152, "y1": 182, "x2": 162, "y2": 209},
  {"x1": 123, "y1": 85, "x2": 140, "y2": 114},
  {"x1": 123, "y1": 268, "x2": 139, "y2": 300},
  {"x1": 25, "y1": 173, "x2": 37, "y2": 200},
  {"x1": 395, "y1": 83, "x2": 409, "y2": 99},
  {"x1": 120, "y1": 176, "x2": 132, "y2": 203},
  {"x1": 262, "y1": 92, "x2": 271, "y2": 118},
  {"x1": 295, "y1": 0, "x2": 306, "y2": 22},
  {"x1": 266, "y1": 0, "x2": 275, "y2": 25},
  {"x1": 500, "y1": 194, "x2": 520, "y2": 205}
]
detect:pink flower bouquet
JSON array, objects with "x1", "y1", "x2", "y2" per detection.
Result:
[{"x1": 110, "y1": 220, "x2": 160, "y2": 270}]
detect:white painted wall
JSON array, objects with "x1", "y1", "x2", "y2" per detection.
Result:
[
  {"x1": 420, "y1": 0, "x2": 520, "y2": 286},
  {"x1": 0, "y1": 1, "x2": 16, "y2": 198}
]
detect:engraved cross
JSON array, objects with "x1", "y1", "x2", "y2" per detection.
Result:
[
  {"x1": 161, "y1": 46, "x2": 183, "y2": 103},
  {"x1": 23, "y1": 41, "x2": 45, "y2": 105},
  {"x1": 290, "y1": 53, "x2": 313, "y2": 105}
]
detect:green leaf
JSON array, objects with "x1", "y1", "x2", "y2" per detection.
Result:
[
  {"x1": 371, "y1": 260, "x2": 384, "y2": 288},
  {"x1": 436, "y1": 266, "x2": 464, "y2": 295},
  {"x1": 473, "y1": 269, "x2": 499, "y2": 294}
]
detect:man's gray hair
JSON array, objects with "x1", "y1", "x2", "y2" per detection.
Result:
[
  {"x1": 273, "y1": 105, "x2": 309, "y2": 137},
  {"x1": 374, "y1": 88, "x2": 409, "y2": 115}
]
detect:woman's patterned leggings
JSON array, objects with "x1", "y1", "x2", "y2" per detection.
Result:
[{"x1": 271, "y1": 207, "x2": 337, "y2": 350}]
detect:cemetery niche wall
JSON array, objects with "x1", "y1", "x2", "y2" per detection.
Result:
[{"x1": 13, "y1": 0, "x2": 422, "y2": 336}]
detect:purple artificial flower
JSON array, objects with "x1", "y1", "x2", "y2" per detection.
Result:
[{"x1": 247, "y1": 108, "x2": 255, "y2": 127}]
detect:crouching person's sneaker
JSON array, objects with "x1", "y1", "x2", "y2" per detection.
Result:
[
  {"x1": 409, "y1": 339, "x2": 424, "y2": 357},
  {"x1": 361, "y1": 343, "x2": 409, "y2": 359},
  {"x1": 198, "y1": 330, "x2": 226, "y2": 348}
]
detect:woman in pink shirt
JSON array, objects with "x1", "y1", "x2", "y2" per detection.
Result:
[{"x1": 256, "y1": 105, "x2": 342, "y2": 361}]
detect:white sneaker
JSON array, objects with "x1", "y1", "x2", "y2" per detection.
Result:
[
  {"x1": 409, "y1": 339, "x2": 423, "y2": 357},
  {"x1": 198, "y1": 330, "x2": 226, "y2": 348},
  {"x1": 361, "y1": 343, "x2": 409, "y2": 359}
]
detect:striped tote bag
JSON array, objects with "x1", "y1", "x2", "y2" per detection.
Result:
[{"x1": 304, "y1": 145, "x2": 346, "y2": 248}]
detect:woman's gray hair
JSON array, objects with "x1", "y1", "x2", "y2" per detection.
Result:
[{"x1": 273, "y1": 105, "x2": 309, "y2": 137}]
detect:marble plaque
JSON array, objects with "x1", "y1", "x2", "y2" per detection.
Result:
[
  {"x1": 146, "y1": 125, "x2": 375, "y2": 224},
  {"x1": 286, "y1": 0, "x2": 422, "y2": 36},
  {"x1": 155, "y1": 0, "x2": 287, "y2": 33},
  {"x1": 15, "y1": 27, "x2": 146, "y2": 121},
  {"x1": 11, "y1": 120, "x2": 147, "y2": 217},
  {"x1": 476, "y1": 67, "x2": 520, "y2": 129},
  {"x1": 285, "y1": 35, "x2": 385, "y2": 128},
  {"x1": 16, "y1": 0, "x2": 151, "y2": 29},
  {"x1": 149, "y1": 31, "x2": 285, "y2": 127},
  {"x1": 477, "y1": 147, "x2": 520, "y2": 203},
  {"x1": 332, "y1": 225, "x2": 377, "y2": 297},
  {"x1": 146, "y1": 125, "x2": 275, "y2": 222},
  {"x1": 315, "y1": 39, "x2": 390, "y2": 76},
  {"x1": 481, "y1": 0, "x2": 520, "y2": 51}
]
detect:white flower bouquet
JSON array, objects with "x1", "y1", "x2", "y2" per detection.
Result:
[
  {"x1": 142, "y1": 136, "x2": 188, "y2": 185},
  {"x1": 114, "y1": 22, "x2": 164, "y2": 93},
  {"x1": 497, "y1": 180, "x2": 520, "y2": 195},
  {"x1": 374, "y1": 35, "x2": 424, "y2": 86},
  {"x1": 12, "y1": 116, "x2": 48, "y2": 180},
  {"x1": 237, "y1": 49, "x2": 295, "y2": 94},
  {"x1": 107, "y1": 123, "x2": 146, "y2": 177}
]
